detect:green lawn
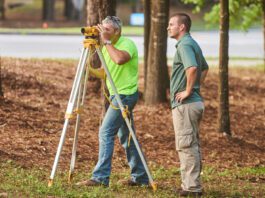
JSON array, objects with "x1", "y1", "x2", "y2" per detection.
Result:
[
  {"x1": 0, "y1": 26, "x2": 144, "y2": 36},
  {"x1": 0, "y1": 161, "x2": 264, "y2": 197}
]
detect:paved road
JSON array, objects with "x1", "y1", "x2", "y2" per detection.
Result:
[{"x1": 0, "y1": 30, "x2": 262, "y2": 59}]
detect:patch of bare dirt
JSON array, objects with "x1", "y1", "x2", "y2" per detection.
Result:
[{"x1": 0, "y1": 58, "x2": 264, "y2": 173}]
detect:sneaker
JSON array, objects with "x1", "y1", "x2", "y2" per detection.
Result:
[
  {"x1": 118, "y1": 179, "x2": 148, "y2": 187},
  {"x1": 75, "y1": 179, "x2": 107, "y2": 187},
  {"x1": 178, "y1": 189, "x2": 203, "y2": 197}
]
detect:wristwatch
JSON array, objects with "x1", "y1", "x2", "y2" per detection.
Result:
[{"x1": 104, "y1": 40, "x2": 112, "y2": 45}]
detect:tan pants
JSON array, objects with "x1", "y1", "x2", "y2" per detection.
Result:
[{"x1": 172, "y1": 101, "x2": 204, "y2": 192}]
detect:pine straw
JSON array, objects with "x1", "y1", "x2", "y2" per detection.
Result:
[{"x1": 0, "y1": 58, "x2": 264, "y2": 173}]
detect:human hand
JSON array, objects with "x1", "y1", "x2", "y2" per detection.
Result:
[
  {"x1": 175, "y1": 90, "x2": 191, "y2": 103},
  {"x1": 97, "y1": 24, "x2": 111, "y2": 43}
]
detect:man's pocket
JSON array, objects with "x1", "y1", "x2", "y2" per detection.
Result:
[{"x1": 176, "y1": 128, "x2": 194, "y2": 150}]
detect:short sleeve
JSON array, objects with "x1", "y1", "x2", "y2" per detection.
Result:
[
  {"x1": 178, "y1": 44, "x2": 198, "y2": 69},
  {"x1": 201, "y1": 56, "x2": 209, "y2": 71},
  {"x1": 118, "y1": 39, "x2": 135, "y2": 58}
]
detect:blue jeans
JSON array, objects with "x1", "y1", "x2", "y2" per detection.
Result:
[{"x1": 91, "y1": 91, "x2": 148, "y2": 186}]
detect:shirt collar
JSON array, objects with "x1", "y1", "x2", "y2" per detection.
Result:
[{"x1": 175, "y1": 32, "x2": 190, "y2": 48}]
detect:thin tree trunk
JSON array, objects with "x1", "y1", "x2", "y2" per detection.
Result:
[
  {"x1": 64, "y1": 0, "x2": 71, "y2": 18},
  {"x1": 64, "y1": 0, "x2": 78, "y2": 20},
  {"x1": 145, "y1": 0, "x2": 169, "y2": 105},
  {"x1": 218, "y1": 0, "x2": 231, "y2": 136},
  {"x1": 43, "y1": 0, "x2": 55, "y2": 21},
  {"x1": 0, "y1": 0, "x2": 5, "y2": 20},
  {"x1": 144, "y1": 0, "x2": 151, "y2": 98}
]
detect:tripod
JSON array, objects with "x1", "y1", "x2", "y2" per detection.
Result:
[{"x1": 48, "y1": 27, "x2": 157, "y2": 191}]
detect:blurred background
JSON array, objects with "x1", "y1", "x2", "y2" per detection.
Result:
[{"x1": 0, "y1": 0, "x2": 263, "y2": 66}]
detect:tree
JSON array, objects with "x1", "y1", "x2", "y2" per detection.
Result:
[
  {"x1": 181, "y1": 0, "x2": 232, "y2": 135},
  {"x1": 64, "y1": 0, "x2": 78, "y2": 20},
  {"x1": 143, "y1": 0, "x2": 151, "y2": 96},
  {"x1": 183, "y1": 0, "x2": 264, "y2": 69},
  {"x1": 204, "y1": 0, "x2": 262, "y2": 30},
  {"x1": 145, "y1": 0, "x2": 169, "y2": 105},
  {"x1": 218, "y1": 0, "x2": 231, "y2": 135},
  {"x1": 262, "y1": 1, "x2": 265, "y2": 72},
  {"x1": 87, "y1": 0, "x2": 115, "y2": 26},
  {"x1": 86, "y1": 0, "x2": 116, "y2": 112},
  {"x1": 42, "y1": 0, "x2": 55, "y2": 21},
  {"x1": 86, "y1": 0, "x2": 116, "y2": 70},
  {"x1": 203, "y1": 0, "x2": 264, "y2": 70},
  {"x1": 0, "y1": 0, "x2": 5, "y2": 20},
  {"x1": 64, "y1": 0, "x2": 72, "y2": 19}
]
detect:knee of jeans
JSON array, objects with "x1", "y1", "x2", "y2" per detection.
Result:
[
  {"x1": 119, "y1": 132, "x2": 136, "y2": 148},
  {"x1": 99, "y1": 128, "x2": 115, "y2": 141}
]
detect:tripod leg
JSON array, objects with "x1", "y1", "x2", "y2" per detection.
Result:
[
  {"x1": 95, "y1": 48, "x2": 157, "y2": 191},
  {"x1": 66, "y1": 48, "x2": 89, "y2": 116},
  {"x1": 68, "y1": 76, "x2": 83, "y2": 183},
  {"x1": 48, "y1": 48, "x2": 90, "y2": 187},
  {"x1": 68, "y1": 64, "x2": 90, "y2": 183}
]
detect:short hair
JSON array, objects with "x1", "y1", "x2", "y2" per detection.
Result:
[
  {"x1": 102, "y1": 16, "x2": 122, "y2": 31},
  {"x1": 171, "y1": 13, "x2": 192, "y2": 32}
]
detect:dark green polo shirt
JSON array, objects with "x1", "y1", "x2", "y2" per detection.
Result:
[{"x1": 170, "y1": 33, "x2": 209, "y2": 109}]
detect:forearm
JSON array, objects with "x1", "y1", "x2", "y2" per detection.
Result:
[
  {"x1": 185, "y1": 67, "x2": 197, "y2": 95},
  {"x1": 200, "y1": 69, "x2": 208, "y2": 85},
  {"x1": 105, "y1": 45, "x2": 130, "y2": 65}
]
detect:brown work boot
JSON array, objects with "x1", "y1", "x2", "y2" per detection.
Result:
[
  {"x1": 75, "y1": 179, "x2": 107, "y2": 187},
  {"x1": 178, "y1": 189, "x2": 203, "y2": 197},
  {"x1": 118, "y1": 179, "x2": 149, "y2": 187}
]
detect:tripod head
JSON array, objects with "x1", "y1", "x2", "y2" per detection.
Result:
[{"x1": 81, "y1": 26, "x2": 101, "y2": 49}]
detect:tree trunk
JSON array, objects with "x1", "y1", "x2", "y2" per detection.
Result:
[
  {"x1": 218, "y1": 0, "x2": 231, "y2": 136},
  {"x1": 144, "y1": 0, "x2": 151, "y2": 99},
  {"x1": 131, "y1": 0, "x2": 142, "y2": 13},
  {"x1": 64, "y1": 0, "x2": 77, "y2": 20},
  {"x1": 65, "y1": 0, "x2": 85, "y2": 21},
  {"x1": 86, "y1": 0, "x2": 116, "y2": 70},
  {"x1": 0, "y1": 0, "x2": 5, "y2": 20},
  {"x1": 87, "y1": 0, "x2": 115, "y2": 26},
  {"x1": 64, "y1": 0, "x2": 72, "y2": 18},
  {"x1": 263, "y1": 0, "x2": 265, "y2": 72},
  {"x1": 145, "y1": 0, "x2": 169, "y2": 105},
  {"x1": 86, "y1": 0, "x2": 116, "y2": 113},
  {"x1": 43, "y1": 0, "x2": 55, "y2": 21}
]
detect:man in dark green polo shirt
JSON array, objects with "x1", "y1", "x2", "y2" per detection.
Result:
[{"x1": 167, "y1": 13, "x2": 209, "y2": 197}]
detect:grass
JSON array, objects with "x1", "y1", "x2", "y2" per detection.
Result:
[
  {"x1": 0, "y1": 26, "x2": 144, "y2": 36},
  {"x1": 0, "y1": 161, "x2": 264, "y2": 197},
  {"x1": 251, "y1": 63, "x2": 265, "y2": 71}
]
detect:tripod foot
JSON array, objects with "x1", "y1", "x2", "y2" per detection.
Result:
[
  {"x1": 150, "y1": 182, "x2": 158, "y2": 192},
  {"x1": 48, "y1": 179, "x2": 53, "y2": 187}
]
